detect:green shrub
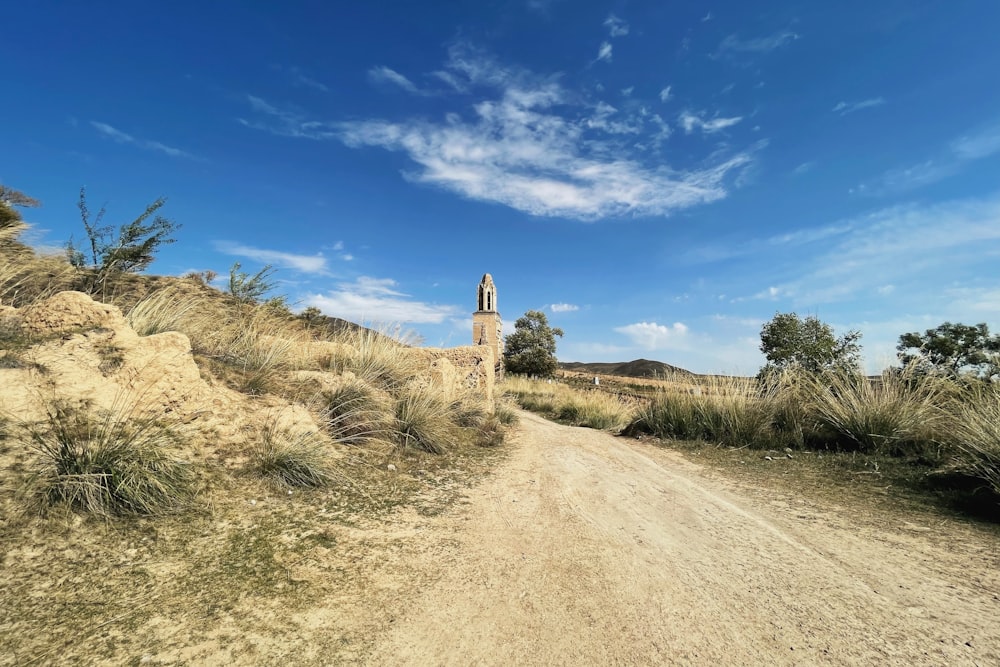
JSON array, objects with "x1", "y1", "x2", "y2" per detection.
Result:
[{"x1": 26, "y1": 402, "x2": 193, "y2": 517}]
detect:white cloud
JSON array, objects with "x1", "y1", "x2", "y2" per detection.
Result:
[
  {"x1": 550, "y1": 303, "x2": 579, "y2": 312},
  {"x1": 658, "y1": 86, "x2": 672, "y2": 102},
  {"x1": 213, "y1": 241, "x2": 329, "y2": 274},
  {"x1": 614, "y1": 321, "x2": 689, "y2": 349},
  {"x1": 604, "y1": 14, "x2": 629, "y2": 37},
  {"x1": 832, "y1": 97, "x2": 885, "y2": 115},
  {"x1": 741, "y1": 195, "x2": 1000, "y2": 306},
  {"x1": 792, "y1": 160, "x2": 816, "y2": 175},
  {"x1": 90, "y1": 121, "x2": 196, "y2": 159},
  {"x1": 716, "y1": 31, "x2": 799, "y2": 56},
  {"x1": 701, "y1": 12, "x2": 713, "y2": 22},
  {"x1": 368, "y1": 66, "x2": 424, "y2": 94},
  {"x1": 863, "y1": 118, "x2": 1000, "y2": 194},
  {"x1": 949, "y1": 122, "x2": 1000, "y2": 161},
  {"x1": 678, "y1": 110, "x2": 743, "y2": 134},
  {"x1": 244, "y1": 45, "x2": 755, "y2": 220},
  {"x1": 596, "y1": 41, "x2": 613, "y2": 62},
  {"x1": 306, "y1": 276, "x2": 460, "y2": 324}
]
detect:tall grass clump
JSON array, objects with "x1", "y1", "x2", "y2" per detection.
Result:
[
  {"x1": 322, "y1": 379, "x2": 394, "y2": 445},
  {"x1": 393, "y1": 387, "x2": 457, "y2": 454},
  {"x1": 804, "y1": 368, "x2": 952, "y2": 456},
  {"x1": 25, "y1": 401, "x2": 193, "y2": 518},
  {"x1": 947, "y1": 384, "x2": 1000, "y2": 495},
  {"x1": 323, "y1": 327, "x2": 422, "y2": 391},
  {"x1": 632, "y1": 377, "x2": 776, "y2": 447},
  {"x1": 247, "y1": 423, "x2": 333, "y2": 488},
  {"x1": 123, "y1": 287, "x2": 198, "y2": 336}
]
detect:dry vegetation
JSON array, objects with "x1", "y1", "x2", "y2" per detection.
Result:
[
  {"x1": 510, "y1": 368, "x2": 1000, "y2": 519},
  {"x1": 0, "y1": 221, "x2": 516, "y2": 663}
]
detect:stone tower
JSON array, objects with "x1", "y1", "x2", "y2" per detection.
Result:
[{"x1": 473, "y1": 273, "x2": 503, "y2": 372}]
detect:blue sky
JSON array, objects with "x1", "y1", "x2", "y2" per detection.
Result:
[{"x1": 3, "y1": 1, "x2": 1000, "y2": 374}]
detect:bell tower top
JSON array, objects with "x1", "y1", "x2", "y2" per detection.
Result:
[{"x1": 477, "y1": 273, "x2": 497, "y2": 313}]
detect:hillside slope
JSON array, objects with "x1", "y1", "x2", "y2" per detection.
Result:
[{"x1": 559, "y1": 358, "x2": 693, "y2": 378}]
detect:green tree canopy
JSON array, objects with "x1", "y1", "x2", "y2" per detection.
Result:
[
  {"x1": 759, "y1": 312, "x2": 862, "y2": 376},
  {"x1": 504, "y1": 310, "x2": 564, "y2": 377},
  {"x1": 897, "y1": 322, "x2": 1000, "y2": 379}
]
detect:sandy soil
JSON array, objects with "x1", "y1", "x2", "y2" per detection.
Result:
[{"x1": 366, "y1": 411, "x2": 1000, "y2": 666}]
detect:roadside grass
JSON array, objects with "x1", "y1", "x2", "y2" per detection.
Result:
[
  {"x1": 505, "y1": 375, "x2": 633, "y2": 431},
  {"x1": 513, "y1": 369, "x2": 1000, "y2": 521},
  {"x1": 803, "y1": 368, "x2": 955, "y2": 456},
  {"x1": 946, "y1": 383, "x2": 1000, "y2": 497}
]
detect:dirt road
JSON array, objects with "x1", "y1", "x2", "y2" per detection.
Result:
[{"x1": 368, "y1": 411, "x2": 1000, "y2": 666}]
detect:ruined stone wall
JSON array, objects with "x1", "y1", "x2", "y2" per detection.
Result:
[{"x1": 416, "y1": 344, "x2": 496, "y2": 403}]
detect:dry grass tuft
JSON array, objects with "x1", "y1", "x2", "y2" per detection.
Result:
[
  {"x1": 323, "y1": 327, "x2": 422, "y2": 391},
  {"x1": 394, "y1": 387, "x2": 458, "y2": 454},
  {"x1": 322, "y1": 378, "x2": 395, "y2": 445},
  {"x1": 23, "y1": 400, "x2": 193, "y2": 518},
  {"x1": 247, "y1": 422, "x2": 334, "y2": 488},
  {"x1": 804, "y1": 368, "x2": 953, "y2": 455}
]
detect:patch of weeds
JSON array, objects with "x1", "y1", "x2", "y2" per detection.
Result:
[{"x1": 24, "y1": 401, "x2": 194, "y2": 518}]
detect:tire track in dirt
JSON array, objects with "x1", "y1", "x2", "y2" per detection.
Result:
[{"x1": 367, "y1": 410, "x2": 1000, "y2": 666}]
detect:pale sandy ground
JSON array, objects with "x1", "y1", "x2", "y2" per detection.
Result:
[{"x1": 366, "y1": 410, "x2": 1000, "y2": 666}]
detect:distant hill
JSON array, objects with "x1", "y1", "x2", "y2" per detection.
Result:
[{"x1": 558, "y1": 359, "x2": 693, "y2": 379}]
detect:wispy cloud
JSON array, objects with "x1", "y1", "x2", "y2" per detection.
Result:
[
  {"x1": 275, "y1": 65, "x2": 329, "y2": 92},
  {"x1": 244, "y1": 45, "x2": 755, "y2": 220},
  {"x1": 604, "y1": 14, "x2": 629, "y2": 37},
  {"x1": 950, "y1": 121, "x2": 1000, "y2": 160},
  {"x1": 678, "y1": 110, "x2": 743, "y2": 134},
  {"x1": 659, "y1": 85, "x2": 672, "y2": 102},
  {"x1": 595, "y1": 41, "x2": 613, "y2": 63},
  {"x1": 550, "y1": 303, "x2": 579, "y2": 312},
  {"x1": 792, "y1": 160, "x2": 817, "y2": 175},
  {"x1": 739, "y1": 195, "x2": 1000, "y2": 305},
  {"x1": 861, "y1": 118, "x2": 1000, "y2": 194},
  {"x1": 90, "y1": 121, "x2": 196, "y2": 159},
  {"x1": 213, "y1": 241, "x2": 329, "y2": 274},
  {"x1": 832, "y1": 97, "x2": 885, "y2": 115},
  {"x1": 614, "y1": 321, "x2": 689, "y2": 349},
  {"x1": 716, "y1": 31, "x2": 799, "y2": 56},
  {"x1": 306, "y1": 276, "x2": 459, "y2": 324},
  {"x1": 368, "y1": 65, "x2": 426, "y2": 95}
]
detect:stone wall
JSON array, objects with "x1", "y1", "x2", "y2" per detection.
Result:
[{"x1": 416, "y1": 344, "x2": 496, "y2": 403}]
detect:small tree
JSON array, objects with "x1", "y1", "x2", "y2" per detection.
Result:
[
  {"x1": 228, "y1": 262, "x2": 276, "y2": 304},
  {"x1": 67, "y1": 188, "x2": 180, "y2": 290},
  {"x1": 504, "y1": 310, "x2": 564, "y2": 377},
  {"x1": 897, "y1": 322, "x2": 1000, "y2": 380},
  {"x1": 759, "y1": 312, "x2": 861, "y2": 376}
]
